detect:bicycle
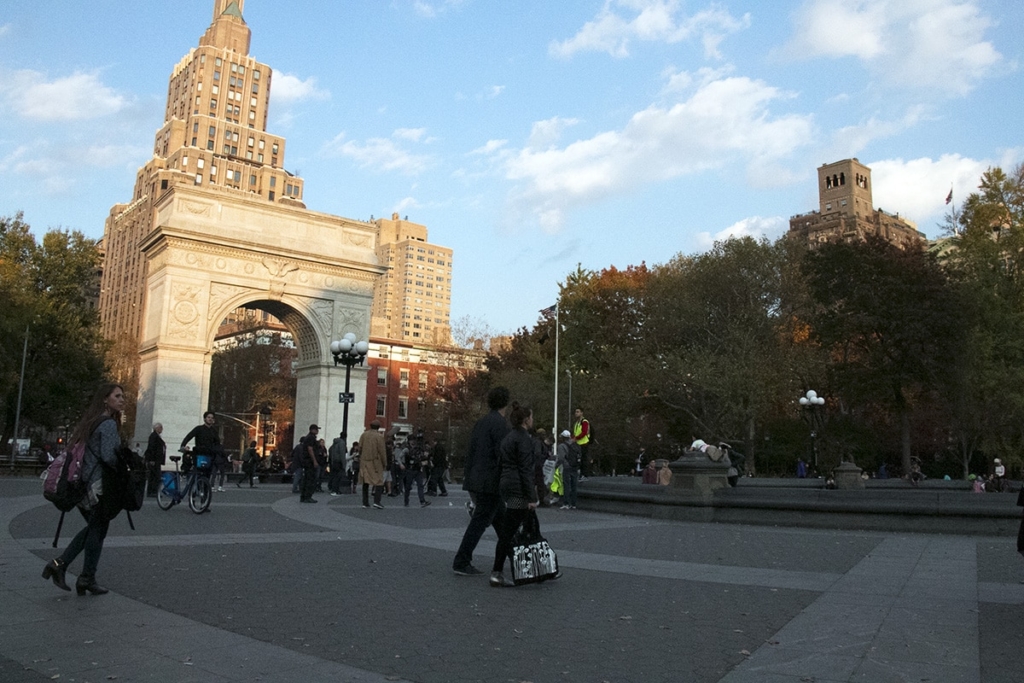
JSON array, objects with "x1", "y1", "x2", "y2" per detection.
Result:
[{"x1": 156, "y1": 451, "x2": 213, "y2": 514}]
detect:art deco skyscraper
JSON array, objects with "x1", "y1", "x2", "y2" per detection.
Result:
[{"x1": 99, "y1": 0, "x2": 306, "y2": 342}]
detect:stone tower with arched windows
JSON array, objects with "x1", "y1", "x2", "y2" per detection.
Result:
[{"x1": 788, "y1": 158, "x2": 924, "y2": 249}]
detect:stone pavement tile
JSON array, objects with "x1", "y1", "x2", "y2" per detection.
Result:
[
  {"x1": 0, "y1": 654, "x2": 53, "y2": 683},
  {"x1": 868, "y1": 633, "x2": 978, "y2": 667},
  {"x1": 877, "y1": 608, "x2": 978, "y2": 642},
  {"x1": 92, "y1": 659, "x2": 237, "y2": 682},
  {"x1": 0, "y1": 592, "x2": 59, "y2": 627},
  {"x1": 851, "y1": 656, "x2": 978, "y2": 683},
  {"x1": 977, "y1": 581, "x2": 1024, "y2": 604},
  {"x1": 978, "y1": 602, "x2": 1024, "y2": 683},
  {"x1": 770, "y1": 603, "x2": 889, "y2": 652},
  {"x1": 828, "y1": 573, "x2": 908, "y2": 596},
  {"x1": 718, "y1": 646, "x2": 862, "y2": 681}
]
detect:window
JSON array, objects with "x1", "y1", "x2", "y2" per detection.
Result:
[
  {"x1": 418, "y1": 371, "x2": 428, "y2": 390},
  {"x1": 377, "y1": 372, "x2": 387, "y2": 386},
  {"x1": 376, "y1": 396, "x2": 386, "y2": 417},
  {"x1": 399, "y1": 370, "x2": 409, "y2": 389},
  {"x1": 398, "y1": 399, "x2": 408, "y2": 419}
]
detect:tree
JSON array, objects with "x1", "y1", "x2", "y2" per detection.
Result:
[
  {"x1": 803, "y1": 236, "x2": 962, "y2": 474},
  {"x1": 940, "y1": 164, "x2": 1024, "y2": 477},
  {"x1": 0, "y1": 213, "x2": 106, "y2": 451}
]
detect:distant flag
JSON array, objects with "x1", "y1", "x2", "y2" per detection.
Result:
[
  {"x1": 539, "y1": 304, "x2": 557, "y2": 317},
  {"x1": 945, "y1": 188, "x2": 953, "y2": 205}
]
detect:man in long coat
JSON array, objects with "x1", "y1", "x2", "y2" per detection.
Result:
[{"x1": 358, "y1": 420, "x2": 387, "y2": 509}]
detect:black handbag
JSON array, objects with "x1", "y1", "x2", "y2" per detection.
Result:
[{"x1": 510, "y1": 510, "x2": 560, "y2": 585}]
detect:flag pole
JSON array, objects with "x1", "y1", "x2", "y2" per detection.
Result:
[{"x1": 553, "y1": 304, "x2": 559, "y2": 436}]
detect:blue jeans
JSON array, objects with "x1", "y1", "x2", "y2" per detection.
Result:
[
  {"x1": 60, "y1": 507, "x2": 110, "y2": 579},
  {"x1": 403, "y1": 469, "x2": 425, "y2": 505},
  {"x1": 453, "y1": 492, "x2": 505, "y2": 570}
]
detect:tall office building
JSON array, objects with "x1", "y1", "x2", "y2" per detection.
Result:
[
  {"x1": 788, "y1": 159, "x2": 924, "y2": 249},
  {"x1": 370, "y1": 213, "x2": 453, "y2": 344},
  {"x1": 99, "y1": 0, "x2": 306, "y2": 341}
]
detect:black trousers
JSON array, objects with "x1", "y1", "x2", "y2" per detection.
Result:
[
  {"x1": 300, "y1": 465, "x2": 317, "y2": 500},
  {"x1": 453, "y1": 492, "x2": 505, "y2": 570},
  {"x1": 493, "y1": 506, "x2": 531, "y2": 573},
  {"x1": 362, "y1": 483, "x2": 382, "y2": 507}
]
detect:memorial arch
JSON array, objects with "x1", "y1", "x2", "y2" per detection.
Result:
[{"x1": 130, "y1": 185, "x2": 384, "y2": 450}]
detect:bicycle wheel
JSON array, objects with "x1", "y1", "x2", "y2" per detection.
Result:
[
  {"x1": 156, "y1": 475, "x2": 177, "y2": 510},
  {"x1": 189, "y1": 475, "x2": 212, "y2": 513}
]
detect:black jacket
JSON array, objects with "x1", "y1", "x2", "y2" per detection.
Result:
[
  {"x1": 499, "y1": 427, "x2": 538, "y2": 503},
  {"x1": 462, "y1": 410, "x2": 510, "y2": 494},
  {"x1": 145, "y1": 430, "x2": 166, "y2": 465}
]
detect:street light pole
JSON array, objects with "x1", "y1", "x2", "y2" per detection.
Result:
[
  {"x1": 331, "y1": 333, "x2": 369, "y2": 443},
  {"x1": 799, "y1": 389, "x2": 825, "y2": 470}
]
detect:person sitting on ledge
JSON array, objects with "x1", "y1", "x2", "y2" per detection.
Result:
[
  {"x1": 641, "y1": 459, "x2": 658, "y2": 485},
  {"x1": 657, "y1": 461, "x2": 672, "y2": 486}
]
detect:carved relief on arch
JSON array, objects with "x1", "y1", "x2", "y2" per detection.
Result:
[
  {"x1": 335, "y1": 307, "x2": 368, "y2": 341},
  {"x1": 208, "y1": 283, "x2": 248, "y2": 321},
  {"x1": 168, "y1": 284, "x2": 202, "y2": 341}
]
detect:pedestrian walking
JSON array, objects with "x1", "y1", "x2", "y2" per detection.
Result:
[
  {"x1": 452, "y1": 386, "x2": 511, "y2": 576},
  {"x1": 41, "y1": 382, "x2": 125, "y2": 596},
  {"x1": 490, "y1": 402, "x2": 539, "y2": 587}
]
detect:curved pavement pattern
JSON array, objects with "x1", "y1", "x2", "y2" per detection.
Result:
[{"x1": 2, "y1": 478, "x2": 1023, "y2": 682}]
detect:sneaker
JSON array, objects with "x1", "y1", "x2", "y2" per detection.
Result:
[
  {"x1": 331, "y1": 492, "x2": 338, "y2": 497},
  {"x1": 300, "y1": 499, "x2": 314, "y2": 504},
  {"x1": 421, "y1": 500, "x2": 431, "y2": 508},
  {"x1": 570, "y1": 505, "x2": 577, "y2": 509},
  {"x1": 372, "y1": 503, "x2": 384, "y2": 509},
  {"x1": 235, "y1": 481, "x2": 242, "y2": 488},
  {"x1": 439, "y1": 492, "x2": 449, "y2": 497},
  {"x1": 362, "y1": 504, "x2": 370, "y2": 509},
  {"x1": 560, "y1": 505, "x2": 570, "y2": 510},
  {"x1": 308, "y1": 498, "x2": 318, "y2": 504},
  {"x1": 453, "y1": 565, "x2": 483, "y2": 576},
  {"x1": 217, "y1": 486, "x2": 225, "y2": 492}
]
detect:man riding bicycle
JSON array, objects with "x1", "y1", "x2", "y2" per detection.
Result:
[{"x1": 180, "y1": 411, "x2": 226, "y2": 487}]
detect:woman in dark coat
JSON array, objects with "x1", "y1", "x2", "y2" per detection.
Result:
[{"x1": 491, "y1": 402, "x2": 539, "y2": 587}]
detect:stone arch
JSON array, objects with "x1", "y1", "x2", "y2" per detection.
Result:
[{"x1": 132, "y1": 186, "x2": 383, "y2": 451}]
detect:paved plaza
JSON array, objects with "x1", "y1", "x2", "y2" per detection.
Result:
[{"x1": 2, "y1": 476, "x2": 1023, "y2": 683}]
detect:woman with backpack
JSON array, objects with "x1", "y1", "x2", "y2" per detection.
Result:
[{"x1": 41, "y1": 382, "x2": 125, "y2": 596}]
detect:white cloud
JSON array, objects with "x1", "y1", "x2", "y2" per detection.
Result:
[
  {"x1": 322, "y1": 131, "x2": 434, "y2": 175},
  {"x1": 394, "y1": 128, "x2": 428, "y2": 142},
  {"x1": 0, "y1": 69, "x2": 127, "y2": 121},
  {"x1": 867, "y1": 153, "x2": 1015, "y2": 230},
  {"x1": 527, "y1": 117, "x2": 580, "y2": 150},
  {"x1": 826, "y1": 106, "x2": 927, "y2": 158},
  {"x1": 470, "y1": 139, "x2": 507, "y2": 155},
  {"x1": 696, "y1": 216, "x2": 786, "y2": 248},
  {"x1": 393, "y1": 196, "x2": 421, "y2": 214},
  {"x1": 270, "y1": 72, "x2": 329, "y2": 106},
  {"x1": 0, "y1": 24, "x2": 10, "y2": 38},
  {"x1": 496, "y1": 73, "x2": 813, "y2": 232},
  {"x1": 785, "y1": 0, "x2": 1003, "y2": 96},
  {"x1": 551, "y1": 0, "x2": 750, "y2": 59},
  {"x1": 413, "y1": 0, "x2": 467, "y2": 18},
  {"x1": 483, "y1": 85, "x2": 505, "y2": 99}
]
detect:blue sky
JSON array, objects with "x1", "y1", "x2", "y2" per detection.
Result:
[{"x1": 1, "y1": 1, "x2": 1021, "y2": 336}]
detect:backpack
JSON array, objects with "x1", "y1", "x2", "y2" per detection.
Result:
[
  {"x1": 289, "y1": 441, "x2": 305, "y2": 471},
  {"x1": 42, "y1": 442, "x2": 88, "y2": 512}
]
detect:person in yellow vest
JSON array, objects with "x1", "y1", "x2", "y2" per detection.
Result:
[{"x1": 572, "y1": 407, "x2": 591, "y2": 479}]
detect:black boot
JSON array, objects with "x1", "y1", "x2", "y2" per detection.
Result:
[
  {"x1": 42, "y1": 558, "x2": 70, "y2": 591},
  {"x1": 76, "y1": 575, "x2": 109, "y2": 596}
]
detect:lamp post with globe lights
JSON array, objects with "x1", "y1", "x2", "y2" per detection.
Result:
[
  {"x1": 331, "y1": 333, "x2": 369, "y2": 445},
  {"x1": 799, "y1": 390, "x2": 825, "y2": 471}
]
